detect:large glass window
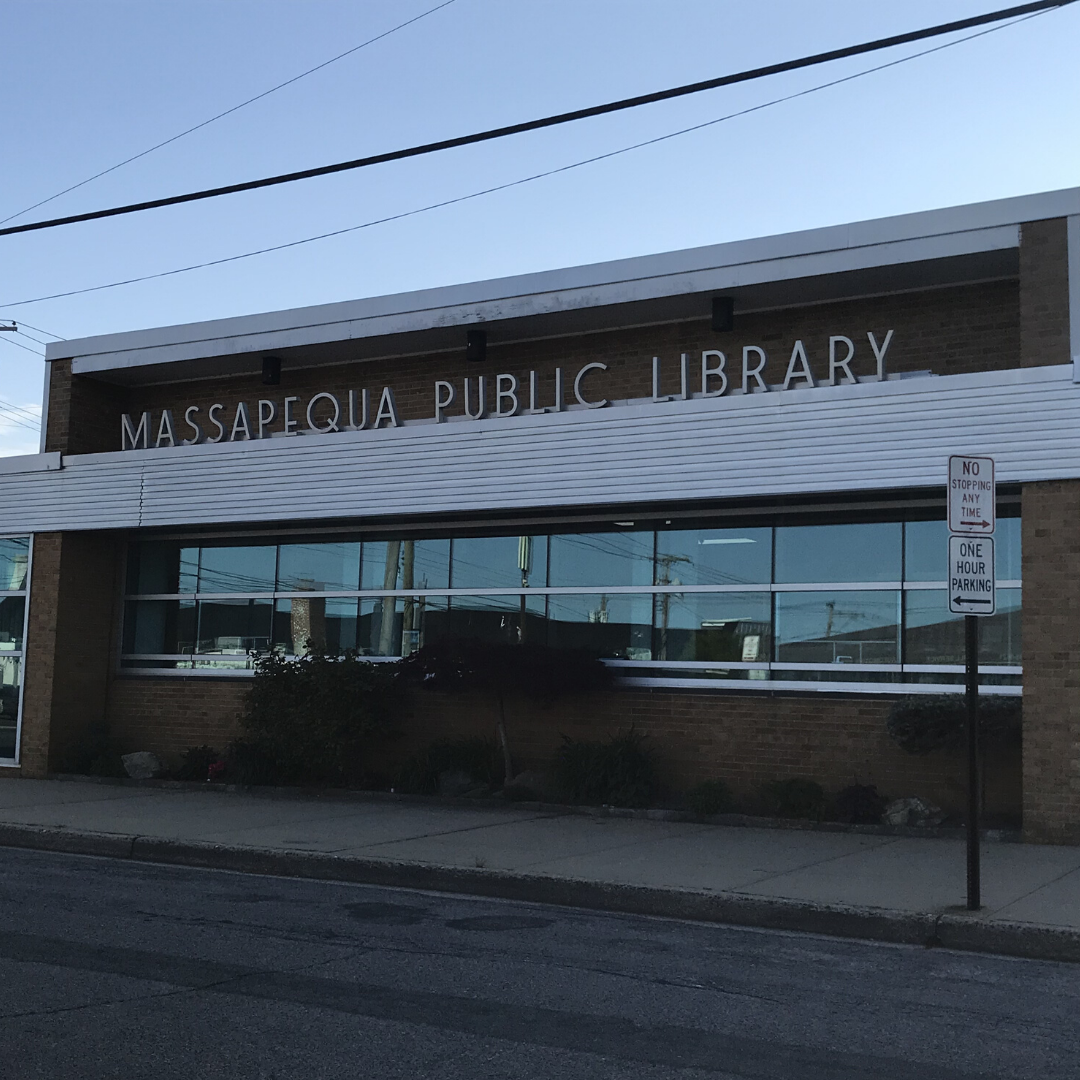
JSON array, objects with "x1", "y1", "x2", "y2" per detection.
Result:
[
  {"x1": 775, "y1": 591, "x2": 900, "y2": 665},
  {"x1": 277, "y1": 542, "x2": 359, "y2": 592},
  {"x1": 0, "y1": 536, "x2": 30, "y2": 763},
  {"x1": 361, "y1": 539, "x2": 450, "y2": 591},
  {"x1": 905, "y1": 516, "x2": 1020, "y2": 582},
  {"x1": 122, "y1": 599, "x2": 196, "y2": 659},
  {"x1": 776, "y1": 523, "x2": 901, "y2": 583},
  {"x1": 654, "y1": 592, "x2": 771, "y2": 663},
  {"x1": 198, "y1": 546, "x2": 276, "y2": 594},
  {"x1": 197, "y1": 598, "x2": 273, "y2": 654},
  {"x1": 549, "y1": 532, "x2": 653, "y2": 588},
  {"x1": 120, "y1": 513, "x2": 1022, "y2": 692},
  {"x1": 273, "y1": 597, "x2": 358, "y2": 654},
  {"x1": 655, "y1": 527, "x2": 771, "y2": 586},
  {"x1": 546, "y1": 594, "x2": 652, "y2": 659},
  {"x1": 125, "y1": 541, "x2": 198, "y2": 594},
  {"x1": 451, "y1": 536, "x2": 548, "y2": 590},
  {"x1": 906, "y1": 588, "x2": 1021, "y2": 666}
]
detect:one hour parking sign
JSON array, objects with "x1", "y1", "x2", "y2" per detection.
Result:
[{"x1": 948, "y1": 534, "x2": 996, "y2": 616}]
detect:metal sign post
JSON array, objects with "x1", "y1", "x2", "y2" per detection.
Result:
[{"x1": 948, "y1": 455, "x2": 996, "y2": 912}]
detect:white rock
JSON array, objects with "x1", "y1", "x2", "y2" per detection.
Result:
[
  {"x1": 122, "y1": 751, "x2": 162, "y2": 780},
  {"x1": 882, "y1": 796, "x2": 944, "y2": 827}
]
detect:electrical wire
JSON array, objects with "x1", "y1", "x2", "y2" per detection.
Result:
[
  {"x1": 0, "y1": 397, "x2": 41, "y2": 426},
  {"x1": 14, "y1": 329, "x2": 49, "y2": 347},
  {"x1": 10, "y1": 320, "x2": 63, "y2": 340},
  {"x1": 0, "y1": 0, "x2": 459, "y2": 227},
  {"x1": 0, "y1": 335, "x2": 45, "y2": 357},
  {"x1": 0, "y1": 10, "x2": 1049, "y2": 313},
  {"x1": 0, "y1": 404, "x2": 41, "y2": 433},
  {"x1": 0, "y1": 0, "x2": 1072, "y2": 240}
]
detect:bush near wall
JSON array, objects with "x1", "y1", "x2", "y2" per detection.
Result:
[
  {"x1": 236, "y1": 648, "x2": 402, "y2": 784},
  {"x1": 886, "y1": 695, "x2": 1021, "y2": 755}
]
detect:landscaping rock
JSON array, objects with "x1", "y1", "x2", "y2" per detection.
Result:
[
  {"x1": 503, "y1": 770, "x2": 547, "y2": 801},
  {"x1": 121, "y1": 752, "x2": 163, "y2": 780},
  {"x1": 882, "y1": 796, "x2": 945, "y2": 827},
  {"x1": 437, "y1": 768, "x2": 474, "y2": 797}
]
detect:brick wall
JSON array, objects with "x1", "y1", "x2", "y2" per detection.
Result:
[
  {"x1": 18, "y1": 531, "x2": 122, "y2": 775},
  {"x1": 45, "y1": 359, "x2": 128, "y2": 456},
  {"x1": 1021, "y1": 481, "x2": 1080, "y2": 842},
  {"x1": 90, "y1": 281, "x2": 1021, "y2": 456},
  {"x1": 1019, "y1": 218, "x2": 1071, "y2": 369},
  {"x1": 18, "y1": 534, "x2": 62, "y2": 776},
  {"x1": 103, "y1": 673, "x2": 1018, "y2": 817},
  {"x1": 1019, "y1": 217, "x2": 1077, "y2": 842},
  {"x1": 107, "y1": 676, "x2": 248, "y2": 759}
]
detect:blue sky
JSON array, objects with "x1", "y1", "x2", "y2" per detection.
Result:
[{"x1": 1, "y1": 0, "x2": 1078, "y2": 455}]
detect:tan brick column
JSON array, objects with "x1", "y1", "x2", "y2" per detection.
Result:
[
  {"x1": 1020, "y1": 218, "x2": 1078, "y2": 841},
  {"x1": 17, "y1": 534, "x2": 62, "y2": 776},
  {"x1": 1022, "y1": 484, "x2": 1080, "y2": 842},
  {"x1": 17, "y1": 532, "x2": 122, "y2": 776}
]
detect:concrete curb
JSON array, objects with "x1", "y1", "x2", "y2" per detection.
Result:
[{"x1": 2, "y1": 822, "x2": 1077, "y2": 964}]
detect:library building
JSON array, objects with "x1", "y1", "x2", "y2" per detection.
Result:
[{"x1": 2, "y1": 187, "x2": 1079, "y2": 842}]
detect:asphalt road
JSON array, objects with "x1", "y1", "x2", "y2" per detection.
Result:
[{"x1": 0, "y1": 849, "x2": 1077, "y2": 1079}]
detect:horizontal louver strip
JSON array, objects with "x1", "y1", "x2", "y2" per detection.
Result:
[{"x1": 0, "y1": 364, "x2": 1072, "y2": 532}]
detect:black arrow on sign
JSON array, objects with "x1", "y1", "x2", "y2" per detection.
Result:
[{"x1": 954, "y1": 596, "x2": 993, "y2": 606}]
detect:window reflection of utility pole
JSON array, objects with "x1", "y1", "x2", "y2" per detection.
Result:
[
  {"x1": 655, "y1": 553, "x2": 691, "y2": 660},
  {"x1": 378, "y1": 541, "x2": 401, "y2": 656},
  {"x1": 517, "y1": 536, "x2": 531, "y2": 644},
  {"x1": 401, "y1": 540, "x2": 417, "y2": 655}
]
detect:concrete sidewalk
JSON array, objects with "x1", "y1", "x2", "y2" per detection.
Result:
[{"x1": 1, "y1": 777, "x2": 1079, "y2": 962}]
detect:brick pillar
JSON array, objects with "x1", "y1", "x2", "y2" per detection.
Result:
[
  {"x1": 1019, "y1": 218, "x2": 1070, "y2": 369},
  {"x1": 1020, "y1": 217, "x2": 1077, "y2": 841},
  {"x1": 17, "y1": 531, "x2": 122, "y2": 776},
  {"x1": 1022, "y1": 484, "x2": 1080, "y2": 842},
  {"x1": 18, "y1": 534, "x2": 62, "y2": 776}
]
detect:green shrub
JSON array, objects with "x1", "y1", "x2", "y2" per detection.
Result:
[
  {"x1": 834, "y1": 783, "x2": 886, "y2": 824},
  {"x1": 551, "y1": 728, "x2": 659, "y2": 808},
  {"x1": 239, "y1": 648, "x2": 402, "y2": 784},
  {"x1": 760, "y1": 777, "x2": 828, "y2": 820},
  {"x1": 685, "y1": 779, "x2": 734, "y2": 816},
  {"x1": 222, "y1": 740, "x2": 281, "y2": 786},
  {"x1": 65, "y1": 729, "x2": 126, "y2": 778},
  {"x1": 174, "y1": 745, "x2": 220, "y2": 782},
  {"x1": 886, "y1": 695, "x2": 1021, "y2": 755},
  {"x1": 395, "y1": 737, "x2": 503, "y2": 795}
]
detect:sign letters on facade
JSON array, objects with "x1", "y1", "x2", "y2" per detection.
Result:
[{"x1": 120, "y1": 329, "x2": 895, "y2": 451}]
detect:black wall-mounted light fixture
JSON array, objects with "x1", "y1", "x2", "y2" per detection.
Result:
[
  {"x1": 262, "y1": 355, "x2": 282, "y2": 385},
  {"x1": 466, "y1": 329, "x2": 487, "y2": 363},
  {"x1": 711, "y1": 296, "x2": 735, "y2": 334}
]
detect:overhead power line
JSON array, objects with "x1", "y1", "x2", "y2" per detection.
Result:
[
  {"x1": 10, "y1": 320, "x2": 63, "y2": 340},
  {"x1": 0, "y1": 411, "x2": 41, "y2": 434},
  {"x1": 0, "y1": 10, "x2": 1052, "y2": 313},
  {"x1": 0, "y1": 0, "x2": 458, "y2": 228},
  {"x1": 0, "y1": 397, "x2": 42, "y2": 426},
  {"x1": 14, "y1": 328, "x2": 49, "y2": 347},
  {"x1": 0, "y1": 0, "x2": 1072, "y2": 240},
  {"x1": 0, "y1": 335, "x2": 45, "y2": 357}
]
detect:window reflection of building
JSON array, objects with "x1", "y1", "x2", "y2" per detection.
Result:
[{"x1": 119, "y1": 515, "x2": 1023, "y2": 691}]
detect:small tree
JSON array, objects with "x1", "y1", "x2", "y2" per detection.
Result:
[{"x1": 399, "y1": 638, "x2": 612, "y2": 786}]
